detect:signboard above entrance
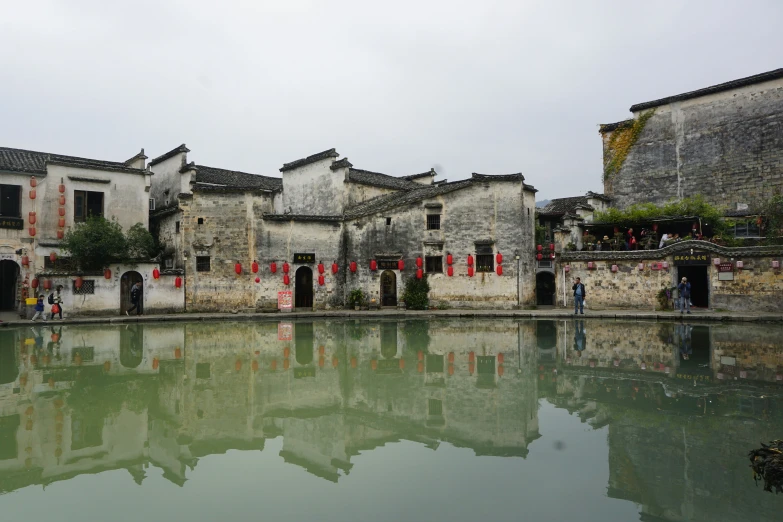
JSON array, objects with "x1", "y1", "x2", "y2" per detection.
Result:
[
  {"x1": 293, "y1": 253, "x2": 315, "y2": 263},
  {"x1": 0, "y1": 217, "x2": 24, "y2": 230},
  {"x1": 673, "y1": 251, "x2": 710, "y2": 266},
  {"x1": 377, "y1": 260, "x2": 398, "y2": 270}
]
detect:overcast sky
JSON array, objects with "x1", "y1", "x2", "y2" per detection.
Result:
[{"x1": 1, "y1": 0, "x2": 780, "y2": 200}]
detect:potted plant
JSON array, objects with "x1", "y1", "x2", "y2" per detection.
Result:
[
  {"x1": 584, "y1": 234, "x2": 597, "y2": 251},
  {"x1": 348, "y1": 289, "x2": 364, "y2": 310}
]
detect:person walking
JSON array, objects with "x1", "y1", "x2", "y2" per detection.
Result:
[
  {"x1": 126, "y1": 281, "x2": 143, "y2": 316},
  {"x1": 31, "y1": 294, "x2": 47, "y2": 322},
  {"x1": 677, "y1": 277, "x2": 691, "y2": 314},
  {"x1": 573, "y1": 320, "x2": 586, "y2": 357},
  {"x1": 50, "y1": 286, "x2": 63, "y2": 320},
  {"x1": 572, "y1": 277, "x2": 586, "y2": 315}
]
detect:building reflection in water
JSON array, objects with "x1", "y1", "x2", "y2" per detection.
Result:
[{"x1": 1, "y1": 319, "x2": 782, "y2": 521}]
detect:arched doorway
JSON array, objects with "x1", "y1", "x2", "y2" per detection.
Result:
[
  {"x1": 536, "y1": 272, "x2": 555, "y2": 306},
  {"x1": 0, "y1": 260, "x2": 19, "y2": 310},
  {"x1": 119, "y1": 325, "x2": 143, "y2": 368},
  {"x1": 295, "y1": 322, "x2": 314, "y2": 365},
  {"x1": 380, "y1": 270, "x2": 397, "y2": 306},
  {"x1": 120, "y1": 271, "x2": 143, "y2": 315},
  {"x1": 295, "y1": 267, "x2": 313, "y2": 308}
]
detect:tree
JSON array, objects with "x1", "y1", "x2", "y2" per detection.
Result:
[
  {"x1": 61, "y1": 217, "x2": 127, "y2": 270},
  {"x1": 126, "y1": 223, "x2": 158, "y2": 260},
  {"x1": 401, "y1": 274, "x2": 430, "y2": 310}
]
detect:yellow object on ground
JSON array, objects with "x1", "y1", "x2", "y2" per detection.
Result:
[{"x1": 25, "y1": 298, "x2": 38, "y2": 305}]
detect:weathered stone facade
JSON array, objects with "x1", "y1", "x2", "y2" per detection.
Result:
[{"x1": 600, "y1": 68, "x2": 783, "y2": 210}]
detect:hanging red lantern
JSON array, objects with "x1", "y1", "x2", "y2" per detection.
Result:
[
  {"x1": 417, "y1": 362, "x2": 424, "y2": 373},
  {"x1": 467, "y1": 254, "x2": 474, "y2": 266},
  {"x1": 235, "y1": 360, "x2": 242, "y2": 372},
  {"x1": 652, "y1": 223, "x2": 658, "y2": 231},
  {"x1": 283, "y1": 359, "x2": 290, "y2": 370},
  {"x1": 31, "y1": 278, "x2": 39, "y2": 289},
  {"x1": 498, "y1": 353, "x2": 504, "y2": 364},
  {"x1": 468, "y1": 266, "x2": 474, "y2": 277},
  {"x1": 418, "y1": 351, "x2": 424, "y2": 361},
  {"x1": 447, "y1": 266, "x2": 454, "y2": 277},
  {"x1": 43, "y1": 279, "x2": 52, "y2": 290},
  {"x1": 152, "y1": 358, "x2": 159, "y2": 370},
  {"x1": 318, "y1": 357, "x2": 325, "y2": 368},
  {"x1": 104, "y1": 268, "x2": 112, "y2": 279},
  {"x1": 351, "y1": 357, "x2": 357, "y2": 369},
  {"x1": 175, "y1": 347, "x2": 182, "y2": 359},
  {"x1": 549, "y1": 243, "x2": 555, "y2": 251},
  {"x1": 282, "y1": 262, "x2": 289, "y2": 274},
  {"x1": 536, "y1": 245, "x2": 543, "y2": 251},
  {"x1": 29, "y1": 190, "x2": 36, "y2": 200},
  {"x1": 468, "y1": 351, "x2": 475, "y2": 362},
  {"x1": 399, "y1": 359, "x2": 405, "y2": 370},
  {"x1": 270, "y1": 262, "x2": 277, "y2": 273},
  {"x1": 331, "y1": 261, "x2": 338, "y2": 274},
  {"x1": 152, "y1": 268, "x2": 160, "y2": 279},
  {"x1": 317, "y1": 262, "x2": 324, "y2": 274},
  {"x1": 416, "y1": 256, "x2": 423, "y2": 268},
  {"x1": 175, "y1": 277, "x2": 182, "y2": 288},
  {"x1": 333, "y1": 356, "x2": 339, "y2": 368},
  {"x1": 446, "y1": 253, "x2": 453, "y2": 265},
  {"x1": 283, "y1": 274, "x2": 290, "y2": 285},
  {"x1": 371, "y1": 359, "x2": 378, "y2": 371},
  {"x1": 496, "y1": 252, "x2": 503, "y2": 265},
  {"x1": 57, "y1": 230, "x2": 64, "y2": 239},
  {"x1": 49, "y1": 252, "x2": 57, "y2": 262},
  {"x1": 235, "y1": 263, "x2": 242, "y2": 275},
  {"x1": 252, "y1": 360, "x2": 259, "y2": 372},
  {"x1": 252, "y1": 260, "x2": 259, "y2": 273},
  {"x1": 498, "y1": 365, "x2": 504, "y2": 377},
  {"x1": 58, "y1": 184, "x2": 65, "y2": 193},
  {"x1": 448, "y1": 365, "x2": 455, "y2": 376},
  {"x1": 255, "y1": 277, "x2": 261, "y2": 283},
  {"x1": 350, "y1": 261, "x2": 357, "y2": 273},
  {"x1": 416, "y1": 268, "x2": 423, "y2": 279},
  {"x1": 21, "y1": 255, "x2": 29, "y2": 267},
  {"x1": 469, "y1": 362, "x2": 475, "y2": 375},
  {"x1": 283, "y1": 347, "x2": 290, "y2": 359},
  {"x1": 75, "y1": 276, "x2": 83, "y2": 289},
  {"x1": 496, "y1": 265, "x2": 503, "y2": 276},
  {"x1": 318, "y1": 275, "x2": 325, "y2": 286},
  {"x1": 448, "y1": 352, "x2": 455, "y2": 363},
  {"x1": 28, "y1": 212, "x2": 36, "y2": 225},
  {"x1": 536, "y1": 253, "x2": 543, "y2": 261},
  {"x1": 370, "y1": 259, "x2": 377, "y2": 271},
  {"x1": 29, "y1": 227, "x2": 35, "y2": 237},
  {"x1": 397, "y1": 259, "x2": 404, "y2": 271},
  {"x1": 58, "y1": 218, "x2": 65, "y2": 228},
  {"x1": 58, "y1": 208, "x2": 65, "y2": 217},
  {"x1": 30, "y1": 176, "x2": 37, "y2": 188},
  {"x1": 59, "y1": 195, "x2": 65, "y2": 206}
]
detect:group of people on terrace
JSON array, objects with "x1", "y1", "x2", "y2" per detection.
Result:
[{"x1": 584, "y1": 224, "x2": 707, "y2": 252}]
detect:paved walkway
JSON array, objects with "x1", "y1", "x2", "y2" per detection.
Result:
[{"x1": 3, "y1": 307, "x2": 783, "y2": 327}]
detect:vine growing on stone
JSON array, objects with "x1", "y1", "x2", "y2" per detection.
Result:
[{"x1": 602, "y1": 109, "x2": 656, "y2": 181}]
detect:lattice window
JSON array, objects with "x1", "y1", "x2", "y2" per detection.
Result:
[
  {"x1": 72, "y1": 280, "x2": 95, "y2": 294},
  {"x1": 425, "y1": 256, "x2": 443, "y2": 273},
  {"x1": 196, "y1": 256, "x2": 211, "y2": 272},
  {"x1": 426, "y1": 214, "x2": 441, "y2": 230},
  {"x1": 475, "y1": 243, "x2": 494, "y2": 272}
]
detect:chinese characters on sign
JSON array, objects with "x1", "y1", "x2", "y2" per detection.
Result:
[
  {"x1": 0, "y1": 218, "x2": 24, "y2": 230},
  {"x1": 277, "y1": 291, "x2": 292, "y2": 312},
  {"x1": 294, "y1": 367, "x2": 316, "y2": 379},
  {"x1": 718, "y1": 262, "x2": 734, "y2": 272},
  {"x1": 673, "y1": 251, "x2": 710, "y2": 266},
  {"x1": 377, "y1": 259, "x2": 398, "y2": 270},
  {"x1": 292, "y1": 253, "x2": 315, "y2": 263},
  {"x1": 277, "y1": 322, "x2": 293, "y2": 341}
]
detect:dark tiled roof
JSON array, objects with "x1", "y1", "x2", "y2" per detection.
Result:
[
  {"x1": 402, "y1": 169, "x2": 436, "y2": 180},
  {"x1": 598, "y1": 119, "x2": 633, "y2": 134},
  {"x1": 149, "y1": 144, "x2": 189, "y2": 166},
  {"x1": 330, "y1": 158, "x2": 353, "y2": 170},
  {"x1": 345, "y1": 180, "x2": 473, "y2": 219},
  {"x1": 123, "y1": 148, "x2": 148, "y2": 165},
  {"x1": 346, "y1": 168, "x2": 418, "y2": 190},
  {"x1": 723, "y1": 208, "x2": 758, "y2": 217},
  {"x1": 0, "y1": 146, "x2": 147, "y2": 175},
  {"x1": 262, "y1": 213, "x2": 342, "y2": 223},
  {"x1": 630, "y1": 68, "x2": 783, "y2": 112},
  {"x1": 538, "y1": 196, "x2": 593, "y2": 216},
  {"x1": 586, "y1": 191, "x2": 611, "y2": 202},
  {"x1": 190, "y1": 164, "x2": 282, "y2": 191},
  {"x1": 280, "y1": 148, "x2": 339, "y2": 172}
]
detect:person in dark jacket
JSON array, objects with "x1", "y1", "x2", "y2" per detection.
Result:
[
  {"x1": 126, "y1": 282, "x2": 143, "y2": 316},
  {"x1": 572, "y1": 277, "x2": 586, "y2": 315},
  {"x1": 677, "y1": 277, "x2": 691, "y2": 314}
]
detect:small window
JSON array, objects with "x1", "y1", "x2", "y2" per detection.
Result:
[
  {"x1": 428, "y1": 399, "x2": 443, "y2": 416},
  {"x1": 164, "y1": 258, "x2": 174, "y2": 269},
  {"x1": 734, "y1": 220, "x2": 761, "y2": 238},
  {"x1": 386, "y1": 217, "x2": 392, "y2": 226},
  {"x1": 196, "y1": 256, "x2": 211, "y2": 272},
  {"x1": 175, "y1": 221, "x2": 180, "y2": 234},
  {"x1": 425, "y1": 256, "x2": 443, "y2": 273},
  {"x1": 149, "y1": 198, "x2": 156, "y2": 211},
  {"x1": 72, "y1": 280, "x2": 95, "y2": 295},
  {"x1": 196, "y1": 363, "x2": 211, "y2": 379},
  {"x1": 74, "y1": 190, "x2": 104, "y2": 222},
  {"x1": 426, "y1": 354, "x2": 444, "y2": 373},
  {"x1": 44, "y1": 257, "x2": 73, "y2": 271},
  {"x1": 0, "y1": 184, "x2": 22, "y2": 217},
  {"x1": 476, "y1": 254, "x2": 494, "y2": 273},
  {"x1": 426, "y1": 214, "x2": 441, "y2": 230},
  {"x1": 197, "y1": 217, "x2": 204, "y2": 225}
]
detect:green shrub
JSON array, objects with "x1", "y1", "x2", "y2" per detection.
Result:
[
  {"x1": 348, "y1": 289, "x2": 365, "y2": 308},
  {"x1": 61, "y1": 216, "x2": 127, "y2": 270},
  {"x1": 401, "y1": 274, "x2": 430, "y2": 310}
]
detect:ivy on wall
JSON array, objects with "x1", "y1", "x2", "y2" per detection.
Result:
[{"x1": 603, "y1": 109, "x2": 656, "y2": 181}]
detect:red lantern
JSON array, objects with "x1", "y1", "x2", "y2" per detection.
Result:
[
  {"x1": 283, "y1": 274, "x2": 290, "y2": 285},
  {"x1": 417, "y1": 362, "x2": 424, "y2": 373},
  {"x1": 498, "y1": 365, "x2": 504, "y2": 377},
  {"x1": 152, "y1": 268, "x2": 160, "y2": 279},
  {"x1": 283, "y1": 359, "x2": 290, "y2": 370},
  {"x1": 468, "y1": 266, "x2": 474, "y2": 277},
  {"x1": 57, "y1": 230, "x2": 64, "y2": 239},
  {"x1": 58, "y1": 208, "x2": 65, "y2": 217},
  {"x1": 43, "y1": 279, "x2": 52, "y2": 290},
  {"x1": 468, "y1": 351, "x2": 475, "y2": 362},
  {"x1": 317, "y1": 262, "x2": 324, "y2": 274},
  {"x1": 29, "y1": 227, "x2": 36, "y2": 237},
  {"x1": 270, "y1": 262, "x2": 277, "y2": 273},
  {"x1": 28, "y1": 212, "x2": 36, "y2": 225},
  {"x1": 652, "y1": 223, "x2": 658, "y2": 231},
  {"x1": 104, "y1": 268, "x2": 112, "y2": 279},
  {"x1": 496, "y1": 252, "x2": 503, "y2": 265},
  {"x1": 175, "y1": 277, "x2": 182, "y2": 288},
  {"x1": 252, "y1": 260, "x2": 259, "y2": 273},
  {"x1": 21, "y1": 255, "x2": 29, "y2": 267},
  {"x1": 416, "y1": 268, "x2": 423, "y2": 279},
  {"x1": 446, "y1": 253, "x2": 453, "y2": 265},
  {"x1": 549, "y1": 243, "x2": 555, "y2": 251},
  {"x1": 255, "y1": 277, "x2": 261, "y2": 283},
  {"x1": 417, "y1": 351, "x2": 424, "y2": 361},
  {"x1": 284, "y1": 347, "x2": 290, "y2": 358},
  {"x1": 467, "y1": 254, "x2": 474, "y2": 266},
  {"x1": 235, "y1": 263, "x2": 242, "y2": 275},
  {"x1": 536, "y1": 245, "x2": 543, "y2": 251},
  {"x1": 448, "y1": 352, "x2": 455, "y2": 363},
  {"x1": 350, "y1": 261, "x2": 357, "y2": 273},
  {"x1": 58, "y1": 218, "x2": 65, "y2": 228},
  {"x1": 448, "y1": 365, "x2": 455, "y2": 376},
  {"x1": 351, "y1": 357, "x2": 357, "y2": 368},
  {"x1": 74, "y1": 276, "x2": 83, "y2": 289},
  {"x1": 175, "y1": 347, "x2": 182, "y2": 359},
  {"x1": 416, "y1": 256, "x2": 423, "y2": 268},
  {"x1": 152, "y1": 358, "x2": 159, "y2": 370},
  {"x1": 498, "y1": 353, "x2": 504, "y2": 364},
  {"x1": 235, "y1": 360, "x2": 242, "y2": 372},
  {"x1": 29, "y1": 190, "x2": 36, "y2": 199},
  {"x1": 399, "y1": 359, "x2": 405, "y2": 370},
  {"x1": 58, "y1": 184, "x2": 65, "y2": 193},
  {"x1": 371, "y1": 360, "x2": 378, "y2": 371},
  {"x1": 398, "y1": 259, "x2": 404, "y2": 271},
  {"x1": 318, "y1": 275, "x2": 325, "y2": 286},
  {"x1": 49, "y1": 252, "x2": 56, "y2": 262},
  {"x1": 30, "y1": 176, "x2": 37, "y2": 188},
  {"x1": 282, "y1": 262, "x2": 289, "y2": 274},
  {"x1": 447, "y1": 266, "x2": 454, "y2": 277},
  {"x1": 496, "y1": 265, "x2": 503, "y2": 276},
  {"x1": 31, "y1": 279, "x2": 39, "y2": 289},
  {"x1": 318, "y1": 357, "x2": 325, "y2": 368},
  {"x1": 252, "y1": 360, "x2": 259, "y2": 372},
  {"x1": 370, "y1": 259, "x2": 377, "y2": 271},
  {"x1": 333, "y1": 356, "x2": 339, "y2": 368},
  {"x1": 59, "y1": 195, "x2": 65, "y2": 206},
  {"x1": 331, "y1": 262, "x2": 338, "y2": 274},
  {"x1": 536, "y1": 253, "x2": 543, "y2": 261},
  {"x1": 550, "y1": 252, "x2": 555, "y2": 259}
]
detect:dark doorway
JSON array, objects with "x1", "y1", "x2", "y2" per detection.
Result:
[
  {"x1": 0, "y1": 260, "x2": 19, "y2": 310},
  {"x1": 677, "y1": 265, "x2": 709, "y2": 308},
  {"x1": 295, "y1": 267, "x2": 313, "y2": 308},
  {"x1": 380, "y1": 270, "x2": 397, "y2": 306},
  {"x1": 0, "y1": 330, "x2": 18, "y2": 385},
  {"x1": 120, "y1": 325, "x2": 143, "y2": 368},
  {"x1": 536, "y1": 272, "x2": 555, "y2": 306},
  {"x1": 381, "y1": 322, "x2": 398, "y2": 358},
  {"x1": 295, "y1": 322, "x2": 314, "y2": 364},
  {"x1": 536, "y1": 320, "x2": 557, "y2": 351},
  {"x1": 120, "y1": 271, "x2": 143, "y2": 315}
]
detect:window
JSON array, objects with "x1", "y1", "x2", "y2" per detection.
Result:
[
  {"x1": 149, "y1": 198, "x2": 156, "y2": 211},
  {"x1": 197, "y1": 217, "x2": 204, "y2": 225},
  {"x1": 175, "y1": 221, "x2": 180, "y2": 233},
  {"x1": 426, "y1": 354, "x2": 444, "y2": 373},
  {"x1": 74, "y1": 190, "x2": 104, "y2": 222},
  {"x1": 475, "y1": 243, "x2": 494, "y2": 272},
  {"x1": 386, "y1": 217, "x2": 392, "y2": 226},
  {"x1": 0, "y1": 184, "x2": 21, "y2": 217},
  {"x1": 164, "y1": 258, "x2": 174, "y2": 269},
  {"x1": 428, "y1": 399, "x2": 443, "y2": 416},
  {"x1": 425, "y1": 256, "x2": 443, "y2": 273},
  {"x1": 426, "y1": 214, "x2": 441, "y2": 230},
  {"x1": 72, "y1": 280, "x2": 95, "y2": 294},
  {"x1": 196, "y1": 363, "x2": 211, "y2": 379},
  {"x1": 44, "y1": 257, "x2": 73, "y2": 271},
  {"x1": 734, "y1": 220, "x2": 761, "y2": 238},
  {"x1": 196, "y1": 256, "x2": 211, "y2": 272}
]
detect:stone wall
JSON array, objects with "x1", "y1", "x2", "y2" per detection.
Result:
[
  {"x1": 281, "y1": 159, "x2": 345, "y2": 216},
  {"x1": 602, "y1": 76, "x2": 783, "y2": 210}
]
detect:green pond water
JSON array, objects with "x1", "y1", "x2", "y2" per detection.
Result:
[{"x1": 1, "y1": 318, "x2": 782, "y2": 521}]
